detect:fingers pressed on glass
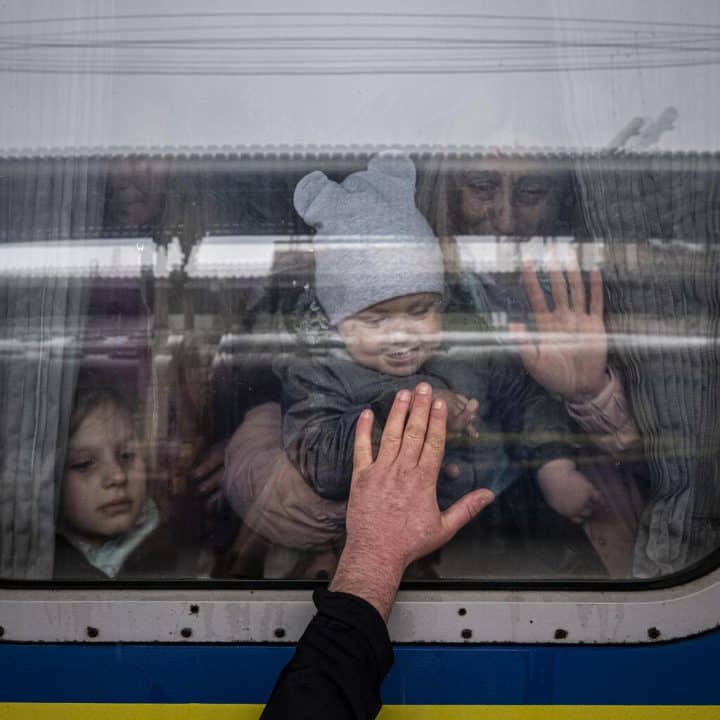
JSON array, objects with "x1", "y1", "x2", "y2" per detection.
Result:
[
  {"x1": 521, "y1": 263, "x2": 549, "y2": 317},
  {"x1": 399, "y1": 383, "x2": 433, "y2": 467},
  {"x1": 548, "y1": 254, "x2": 570, "y2": 312},
  {"x1": 418, "y1": 397, "x2": 447, "y2": 477},
  {"x1": 589, "y1": 269, "x2": 604, "y2": 317},
  {"x1": 377, "y1": 389, "x2": 411, "y2": 462},
  {"x1": 566, "y1": 250, "x2": 586, "y2": 311},
  {"x1": 353, "y1": 408, "x2": 375, "y2": 471}
]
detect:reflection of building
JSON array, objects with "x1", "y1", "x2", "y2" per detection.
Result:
[{"x1": 0, "y1": 237, "x2": 173, "y2": 278}]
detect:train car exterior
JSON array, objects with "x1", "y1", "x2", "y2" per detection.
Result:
[
  {"x1": 2, "y1": 2, "x2": 720, "y2": 718},
  {"x1": 2, "y1": 565, "x2": 720, "y2": 717}
]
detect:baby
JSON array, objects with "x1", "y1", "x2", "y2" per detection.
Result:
[
  {"x1": 279, "y1": 154, "x2": 600, "y2": 521},
  {"x1": 54, "y1": 378, "x2": 175, "y2": 579}
]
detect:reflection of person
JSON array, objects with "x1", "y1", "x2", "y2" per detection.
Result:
[
  {"x1": 102, "y1": 154, "x2": 208, "y2": 257},
  {"x1": 280, "y1": 155, "x2": 598, "y2": 524},
  {"x1": 418, "y1": 157, "x2": 626, "y2": 417},
  {"x1": 261, "y1": 386, "x2": 494, "y2": 719},
  {"x1": 54, "y1": 380, "x2": 176, "y2": 579},
  {"x1": 104, "y1": 157, "x2": 168, "y2": 231}
]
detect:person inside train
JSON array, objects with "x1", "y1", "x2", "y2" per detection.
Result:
[
  {"x1": 206, "y1": 156, "x2": 640, "y2": 580},
  {"x1": 54, "y1": 376, "x2": 179, "y2": 579},
  {"x1": 416, "y1": 155, "x2": 576, "y2": 336},
  {"x1": 276, "y1": 154, "x2": 601, "y2": 552},
  {"x1": 440, "y1": 163, "x2": 574, "y2": 238},
  {"x1": 417, "y1": 157, "x2": 645, "y2": 577}
]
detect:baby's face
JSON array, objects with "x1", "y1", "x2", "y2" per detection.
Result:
[
  {"x1": 62, "y1": 402, "x2": 147, "y2": 542},
  {"x1": 338, "y1": 293, "x2": 442, "y2": 376}
]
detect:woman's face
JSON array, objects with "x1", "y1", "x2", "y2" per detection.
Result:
[
  {"x1": 459, "y1": 170, "x2": 564, "y2": 237},
  {"x1": 105, "y1": 158, "x2": 167, "y2": 229},
  {"x1": 62, "y1": 402, "x2": 147, "y2": 541}
]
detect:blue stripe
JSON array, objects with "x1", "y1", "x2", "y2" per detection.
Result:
[{"x1": 1, "y1": 630, "x2": 719, "y2": 705}]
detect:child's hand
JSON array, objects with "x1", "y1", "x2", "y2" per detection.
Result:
[
  {"x1": 432, "y1": 389, "x2": 479, "y2": 439},
  {"x1": 537, "y1": 459, "x2": 604, "y2": 524}
]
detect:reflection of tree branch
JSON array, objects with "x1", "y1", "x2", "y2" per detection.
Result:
[
  {"x1": 634, "y1": 106, "x2": 678, "y2": 149},
  {"x1": 607, "y1": 117, "x2": 646, "y2": 151},
  {"x1": 607, "y1": 107, "x2": 679, "y2": 152}
]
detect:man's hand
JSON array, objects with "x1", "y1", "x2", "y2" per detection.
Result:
[
  {"x1": 330, "y1": 382, "x2": 494, "y2": 621},
  {"x1": 509, "y1": 246, "x2": 608, "y2": 402}
]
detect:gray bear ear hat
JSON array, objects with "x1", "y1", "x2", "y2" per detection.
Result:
[{"x1": 293, "y1": 153, "x2": 444, "y2": 326}]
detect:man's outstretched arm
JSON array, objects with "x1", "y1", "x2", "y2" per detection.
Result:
[{"x1": 261, "y1": 383, "x2": 494, "y2": 720}]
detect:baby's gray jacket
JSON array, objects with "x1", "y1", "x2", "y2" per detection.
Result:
[{"x1": 278, "y1": 348, "x2": 573, "y2": 508}]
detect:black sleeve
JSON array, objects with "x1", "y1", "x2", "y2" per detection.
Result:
[{"x1": 260, "y1": 589, "x2": 394, "y2": 720}]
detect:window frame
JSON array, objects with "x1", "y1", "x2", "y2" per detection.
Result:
[{"x1": 1, "y1": 555, "x2": 720, "y2": 644}]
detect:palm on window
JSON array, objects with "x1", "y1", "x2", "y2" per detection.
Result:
[{"x1": 508, "y1": 248, "x2": 608, "y2": 403}]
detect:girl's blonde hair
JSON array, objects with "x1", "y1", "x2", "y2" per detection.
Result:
[{"x1": 68, "y1": 374, "x2": 138, "y2": 441}]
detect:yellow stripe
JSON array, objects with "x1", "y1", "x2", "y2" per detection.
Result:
[
  {"x1": 380, "y1": 707, "x2": 720, "y2": 719},
  {"x1": 1, "y1": 705, "x2": 719, "y2": 720}
]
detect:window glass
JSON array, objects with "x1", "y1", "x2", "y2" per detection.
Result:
[{"x1": 1, "y1": 1, "x2": 719, "y2": 583}]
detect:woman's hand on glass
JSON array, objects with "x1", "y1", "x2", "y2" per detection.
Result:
[{"x1": 509, "y1": 247, "x2": 609, "y2": 402}]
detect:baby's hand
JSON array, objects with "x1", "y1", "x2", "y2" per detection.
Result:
[
  {"x1": 432, "y1": 389, "x2": 479, "y2": 439},
  {"x1": 537, "y1": 459, "x2": 603, "y2": 524}
]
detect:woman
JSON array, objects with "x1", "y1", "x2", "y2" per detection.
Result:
[{"x1": 417, "y1": 154, "x2": 645, "y2": 577}]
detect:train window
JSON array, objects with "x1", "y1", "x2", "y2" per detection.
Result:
[
  {"x1": 2, "y1": 151, "x2": 718, "y2": 586},
  {"x1": 1, "y1": 2, "x2": 719, "y2": 597}
]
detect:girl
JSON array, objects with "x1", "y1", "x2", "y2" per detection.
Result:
[{"x1": 54, "y1": 379, "x2": 177, "y2": 580}]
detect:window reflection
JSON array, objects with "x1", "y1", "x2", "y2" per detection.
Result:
[{"x1": 1, "y1": 151, "x2": 719, "y2": 582}]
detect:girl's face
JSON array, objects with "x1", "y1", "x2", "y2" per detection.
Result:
[{"x1": 62, "y1": 402, "x2": 147, "y2": 541}]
